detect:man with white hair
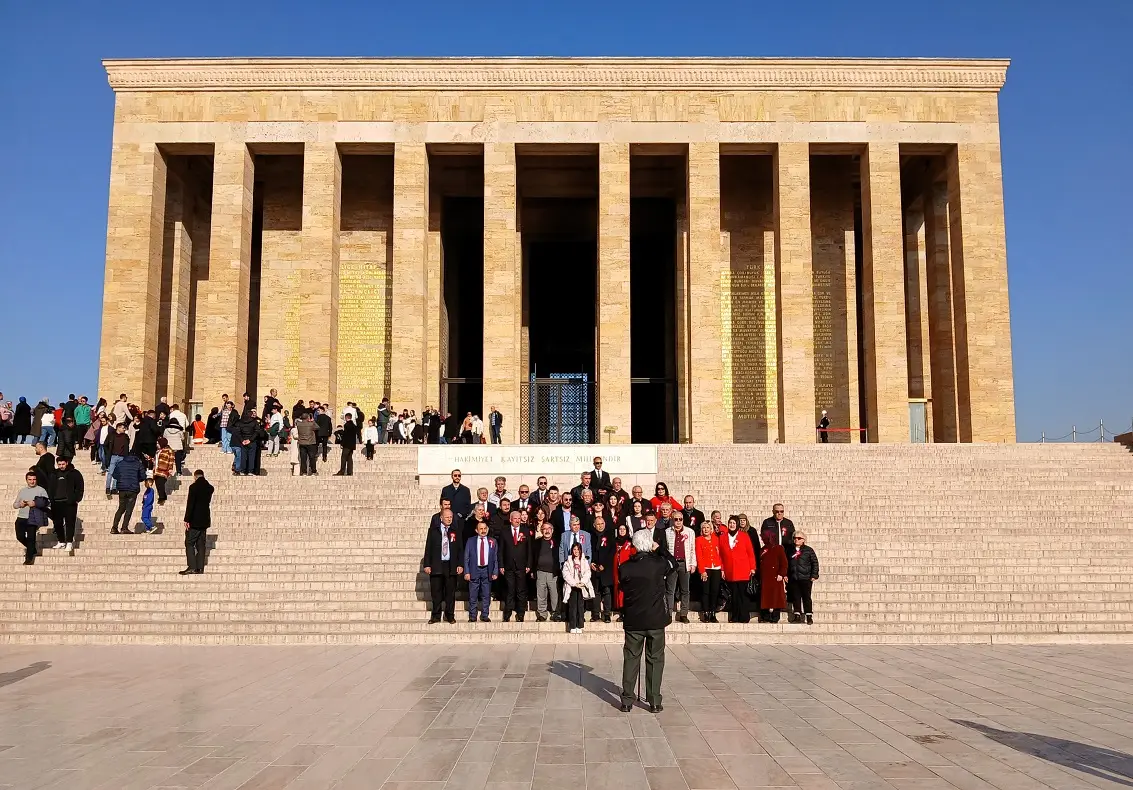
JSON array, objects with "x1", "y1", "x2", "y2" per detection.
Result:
[{"x1": 617, "y1": 529, "x2": 676, "y2": 713}]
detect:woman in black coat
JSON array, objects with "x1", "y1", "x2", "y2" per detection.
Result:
[
  {"x1": 787, "y1": 531, "x2": 820, "y2": 625},
  {"x1": 589, "y1": 517, "x2": 617, "y2": 622},
  {"x1": 13, "y1": 397, "x2": 32, "y2": 444},
  {"x1": 204, "y1": 407, "x2": 221, "y2": 444}
]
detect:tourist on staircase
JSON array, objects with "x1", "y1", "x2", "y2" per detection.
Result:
[
  {"x1": 462, "y1": 521, "x2": 498, "y2": 623},
  {"x1": 110, "y1": 452, "x2": 145, "y2": 534},
  {"x1": 180, "y1": 469, "x2": 214, "y2": 575},
  {"x1": 719, "y1": 515, "x2": 756, "y2": 624},
  {"x1": 530, "y1": 520, "x2": 560, "y2": 622},
  {"x1": 500, "y1": 509, "x2": 531, "y2": 622},
  {"x1": 423, "y1": 509, "x2": 462, "y2": 624},
  {"x1": 787, "y1": 532, "x2": 819, "y2": 625},
  {"x1": 562, "y1": 541, "x2": 593, "y2": 634},
  {"x1": 696, "y1": 520, "x2": 723, "y2": 623},
  {"x1": 758, "y1": 531, "x2": 789, "y2": 623},
  {"x1": 296, "y1": 412, "x2": 318, "y2": 475},
  {"x1": 13, "y1": 469, "x2": 49, "y2": 565},
  {"x1": 154, "y1": 438, "x2": 175, "y2": 505},
  {"x1": 47, "y1": 455, "x2": 83, "y2": 553}
]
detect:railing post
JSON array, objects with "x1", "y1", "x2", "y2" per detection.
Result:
[
  {"x1": 1072, "y1": 425, "x2": 1076, "y2": 443},
  {"x1": 1041, "y1": 431, "x2": 1045, "y2": 443}
]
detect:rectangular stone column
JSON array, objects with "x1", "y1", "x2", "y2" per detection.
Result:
[
  {"x1": 301, "y1": 142, "x2": 341, "y2": 406},
  {"x1": 391, "y1": 142, "x2": 429, "y2": 414},
  {"x1": 774, "y1": 143, "x2": 817, "y2": 443},
  {"x1": 924, "y1": 180, "x2": 959, "y2": 441},
  {"x1": 598, "y1": 143, "x2": 632, "y2": 444},
  {"x1": 193, "y1": 142, "x2": 253, "y2": 405},
  {"x1": 163, "y1": 174, "x2": 194, "y2": 407},
  {"x1": 859, "y1": 143, "x2": 910, "y2": 442},
  {"x1": 947, "y1": 143, "x2": 1016, "y2": 442},
  {"x1": 483, "y1": 143, "x2": 520, "y2": 442},
  {"x1": 426, "y1": 192, "x2": 443, "y2": 412},
  {"x1": 98, "y1": 141, "x2": 167, "y2": 407},
  {"x1": 686, "y1": 143, "x2": 729, "y2": 443}
]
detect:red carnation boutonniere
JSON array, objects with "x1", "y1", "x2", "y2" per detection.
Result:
[
  {"x1": 517, "y1": 532, "x2": 525, "y2": 542},
  {"x1": 600, "y1": 537, "x2": 607, "y2": 547},
  {"x1": 449, "y1": 532, "x2": 456, "y2": 542}
]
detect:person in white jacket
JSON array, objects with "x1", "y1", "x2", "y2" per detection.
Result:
[
  {"x1": 362, "y1": 418, "x2": 380, "y2": 460},
  {"x1": 562, "y1": 542, "x2": 594, "y2": 634},
  {"x1": 288, "y1": 424, "x2": 300, "y2": 475},
  {"x1": 663, "y1": 511, "x2": 697, "y2": 623}
]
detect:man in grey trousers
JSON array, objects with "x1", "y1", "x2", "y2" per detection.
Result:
[{"x1": 530, "y1": 522, "x2": 561, "y2": 622}]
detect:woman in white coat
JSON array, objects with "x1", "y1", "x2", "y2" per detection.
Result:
[{"x1": 562, "y1": 542, "x2": 594, "y2": 633}]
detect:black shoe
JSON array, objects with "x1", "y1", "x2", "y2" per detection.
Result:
[
  {"x1": 23, "y1": 557, "x2": 34, "y2": 565},
  {"x1": 515, "y1": 615, "x2": 524, "y2": 623},
  {"x1": 615, "y1": 614, "x2": 623, "y2": 622},
  {"x1": 590, "y1": 615, "x2": 600, "y2": 622},
  {"x1": 192, "y1": 570, "x2": 203, "y2": 574},
  {"x1": 444, "y1": 616, "x2": 456, "y2": 624},
  {"x1": 110, "y1": 528, "x2": 119, "y2": 534},
  {"x1": 428, "y1": 617, "x2": 440, "y2": 624},
  {"x1": 649, "y1": 703, "x2": 664, "y2": 714},
  {"x1": 333, "y1": 472, "x2": 344, "y2": 476},
  {"x1": 550, "y1": 613, "x2": 562, "y2": 622},
  {"x1": 536, "y1": 615, "x2": 547, "y2": 622},
  {"x1": 603, "y1": 614, "x2": 611, "y2": 623},
  {"x1": 503, "y1": 614, "x2": 511, "y2": 622},
  {"x1": 481, "y1": 616, "x2": 491, "y2": 623},
  {"x1": 806, "y1": 615, "x2": 813, "y2": 625},
  {"x1": 178, "y1": 568, "x2": 193, "y2": 575},
  {"x1": 468, "y1": 617, "x2": 477, "y2": 623},
  {"x1": 677, "y1": 615, "x2": 689, "y2": 624},
  {"x1": 619, "y1": 703, "x2": 633, "y2": 713}
]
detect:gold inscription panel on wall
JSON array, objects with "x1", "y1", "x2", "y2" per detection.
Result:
[
  {"x1": 812, "y1": 266, "x2": 834, "y2": 412},
  {"x1": 337, "y1": 254, "x2": 391, "y2": 410},
  {"x1": 721, "y1": 267, "x2": 770, "y2": 427}
]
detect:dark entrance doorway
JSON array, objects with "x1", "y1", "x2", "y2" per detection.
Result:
[
  {"x1": 441, "y1": 195, "x2": 484, "y2": 420},
  {"x1": 517, "y1": 148, "x2": 599, "y2": 444}
]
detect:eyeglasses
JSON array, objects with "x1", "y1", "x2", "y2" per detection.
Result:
[
  {"x1": 774, "y1": 510, "x2": 784, "y2": 514},
  {"x1": 794, "y1": 537, "x2": 805, "y2": 541}
]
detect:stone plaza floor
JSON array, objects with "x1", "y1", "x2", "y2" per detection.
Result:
[{"x1": 0, "y1": 644, "x2": 1130, "y2": 790}]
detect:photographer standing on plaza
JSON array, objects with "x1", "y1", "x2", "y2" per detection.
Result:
[{"x1": 617, "y1": 529, "x2": 676, "y2": 713}]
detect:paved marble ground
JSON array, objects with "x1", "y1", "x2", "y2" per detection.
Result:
[{"x1": 0, "y1": 645, "x2": 1131, "y2": 790}]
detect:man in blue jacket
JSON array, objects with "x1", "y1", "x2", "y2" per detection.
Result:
[
  {"x1": 462, "y1": 521, "x2": 499, "y2": 622},
  {"x1": 110, "y1": 453, "x2": 146, "y2": 534}
]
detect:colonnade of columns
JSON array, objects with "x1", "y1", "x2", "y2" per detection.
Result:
[{"x1": 99, "y1": 138, "x2": 1015, "y2": 444}]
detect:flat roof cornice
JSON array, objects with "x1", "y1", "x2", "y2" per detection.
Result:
[{"x1": 102, "y1": 57, "x2": 1009, "y2": 93}]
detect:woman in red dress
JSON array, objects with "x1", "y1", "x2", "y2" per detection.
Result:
[
  {"x1": 758, "y1": 531, "x2": 789, "y2": 623},
  {"x1": 650, "y1": 482, "x2": 683, "y2": 514},
  {"x1": 612, "y1": 523, "x2": 636, "y2": 621}
]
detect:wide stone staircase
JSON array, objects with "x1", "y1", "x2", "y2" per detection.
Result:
[{"x1": 0, "y1": 442, "x2": 1130, "y2": 645}]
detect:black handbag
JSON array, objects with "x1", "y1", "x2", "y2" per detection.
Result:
[{"x1": 746, "y1": 574, "x2": 760, "y2": 599}]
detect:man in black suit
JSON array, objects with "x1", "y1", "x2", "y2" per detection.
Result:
[
  {"x1": 589, "y1": 456, "x2": 613, "y2": 498},
  {"x1": 499, "y1": 510, "x2": 531, "y2": 622},
  {"x1": 180, "y1": 470, "x2": 214, "y2": 575},
  {"x1": 440, "y1": 469, "x2": 472, "y2": 521},
  {"x1": 335, "y1": 415, "x2": 359, "y2": 476},
  {"x1": 570, "y1": 472, "x2": 593, "y2": 504},
  {"x1": 551, "y1": 492, "x2": 574, "y2": 541},
  {"x1": 314, "y1": 407, "x2": 333, "y2": 462},
  {"x1": 423, "y1": 509, "x2": 463, "y2": 624},
  {"x1": 529, "y1": 476, "x2": 550, "y2": 510}
]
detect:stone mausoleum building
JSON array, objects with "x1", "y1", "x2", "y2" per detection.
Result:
[{"x1": 98, "y1": 57, "x2": 1015, "y2": 445}]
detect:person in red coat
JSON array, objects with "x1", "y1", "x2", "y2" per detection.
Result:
[
  {"x1": 718, "y1": 515, "x2": 756, "y2": 624},
  {"x1": 758, "y1": 531, "x2": 788, "y2": 622},
  {"x1": 612, "y1": 523, "x2": 636, "y2": 620}
]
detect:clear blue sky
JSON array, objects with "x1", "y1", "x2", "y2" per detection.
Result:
[{"x1": 0, "y1": 0, "x2": 1129, "y2": 442}]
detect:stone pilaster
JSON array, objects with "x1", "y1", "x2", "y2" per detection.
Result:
[
  {"x1": 483, "y1": 143, "x2": 520, "y2": 442},
  {"x1": 164, "y1": 174, "x2": 193, "y2": 407},
  {"x1": 193, "y1": 141, "x2": 252, "y2": 406},
  {"x1": 859, "y1": 143, "x2": 910, "y2": 442},
  {"x1": 686, "y1": 143, "x2": 729, "y2": 443},
  {"x1": 947, "y1": 143, "x2": 1016, "y2": 442},
  {"x1": 425, "y1": 189, "x2": 443, "y2": 412},
  {"x1": 391, "y1": 142, "x2": 429, "y2": 414},
  {"x1": 774, "y1": 143, "x2": 816, "y2": 443},
  {"x1": 674, "y1": 200, "x2": 691, "y2": 442},
  {"x1": 98, "y1": 140, "x2": 167, "y2": 407},
  {"x1": 301, "y1": 143, "x2": 341, "y2": 406},
  {"x1": 598, "y1": 143, "x2": 632, "y2": 444},
  {"x1": 924, "y1": 180, "x2": 959, "y2": 442}
]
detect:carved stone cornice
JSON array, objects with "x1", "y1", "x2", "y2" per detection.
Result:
[{"x1": 103, "y1": 57, "x2": 1009, "y2": 93}]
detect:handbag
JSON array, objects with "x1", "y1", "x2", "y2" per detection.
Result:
[{"x1": 746, "y1": 574, "x2": 760, "y2": 600}]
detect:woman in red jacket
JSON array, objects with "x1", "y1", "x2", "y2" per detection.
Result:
[
  {"x1": 695, "y1": 521, "x2": 723, "y2": 623},
  {"x1": 758, "y1": 531, "x2": 789, "y2": 623},
  {"x1": 612, "y1": 523, "x2": 636, "y2": 621},
  {"x1": 718, "y1": 515, "x2": 756, "y2": 624},
  {"x1": 650, "y1": 481, "x2": 683, "y2": 514}
]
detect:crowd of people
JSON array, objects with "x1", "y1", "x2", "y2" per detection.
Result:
[{"x1": 422, "y1": 458, "x2": 821, "y2": 630}]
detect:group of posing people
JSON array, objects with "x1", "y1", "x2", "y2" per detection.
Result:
[{"x1": 422, "y1": 459, "x2": 822, "y2": 630}]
